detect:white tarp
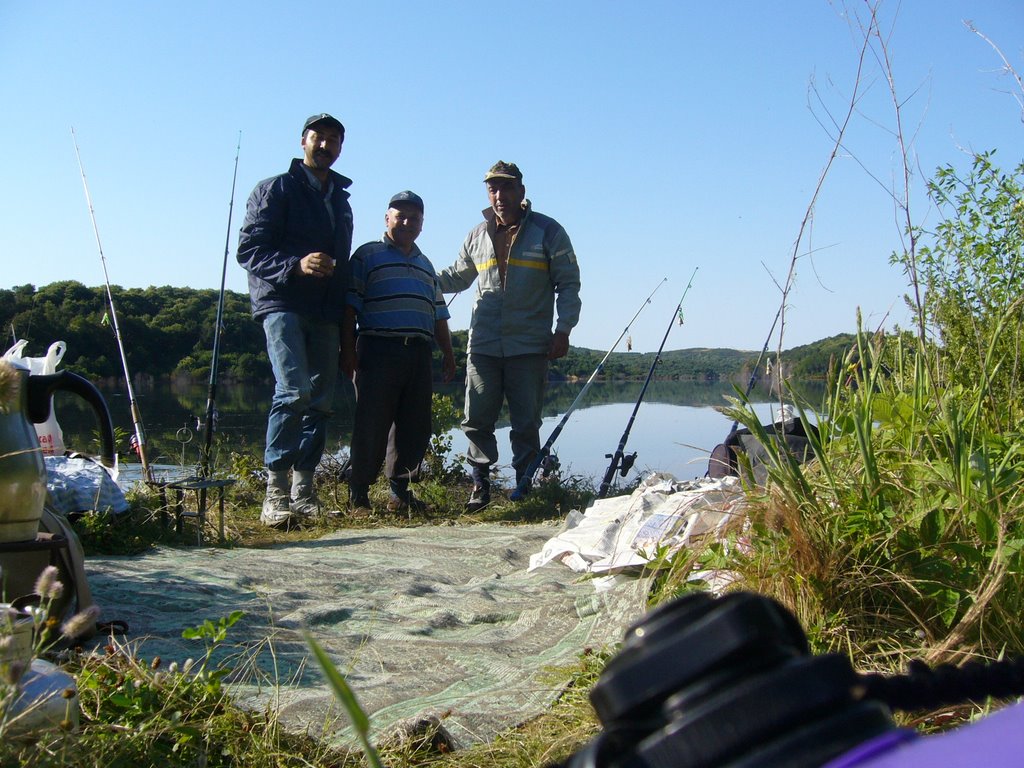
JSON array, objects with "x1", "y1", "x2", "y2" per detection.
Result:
[{"x1": 529, "y1": 473, "x2": 747, "y2": 575}]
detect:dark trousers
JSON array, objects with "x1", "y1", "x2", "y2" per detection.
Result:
[{"x1": 349, "y1": 335, "x2": 433, "y2": 488}]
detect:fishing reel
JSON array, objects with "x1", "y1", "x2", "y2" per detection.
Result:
[
  {"x1": 513, "y1": 453, "x2": 562, "y2": 500},
  {"x1": 540, "y1": 452, "x2": 561, "y2": 480},
  {"x1": 551, "y1": 591, "x2": 1024, "y2": 768},
  {"x1": 597, "y1": 450, "x2": 638, "y2": 498},
  {"x1": 604, "y1": 451, "x2": 637, "y2": 477}
]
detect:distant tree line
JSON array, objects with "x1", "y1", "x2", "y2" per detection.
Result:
[{"x1": 0, "y1": 282, "x2": 854, "y2": 383}]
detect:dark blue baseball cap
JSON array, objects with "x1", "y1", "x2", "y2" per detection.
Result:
[
  {"x1": 302, "y1": 113, "x2": 345, "y2": 139},
  {"x1": 388, "y1": 190, "x2": 424, "y2": 213}
]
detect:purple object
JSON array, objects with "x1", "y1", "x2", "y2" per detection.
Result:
[{"x1": 823, "y1": 701, "x2": 1024, "y2": 768}]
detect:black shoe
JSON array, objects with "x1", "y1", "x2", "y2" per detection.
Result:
[
  {"x1": 465, "y1": 484, "x2": 491, "y2": 512},
  {"x1": 387, "y1": 490, "x2": 427, "y2": 514},
  {"x1": 349, "y1": 486, "x2": 372, "y2": 517}
]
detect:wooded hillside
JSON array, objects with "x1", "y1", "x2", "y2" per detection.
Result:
[{"x1": 1, "y1": 282, "x2": 854, "y2": 383}]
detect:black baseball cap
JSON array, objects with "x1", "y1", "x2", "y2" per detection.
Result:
[{"x1": 302, "y1": 113, "x2": 345, "y2": 139}]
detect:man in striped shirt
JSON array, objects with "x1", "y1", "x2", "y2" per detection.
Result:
[{"x1": 343, "y1": 191, "x2": 456, "y2": 514}]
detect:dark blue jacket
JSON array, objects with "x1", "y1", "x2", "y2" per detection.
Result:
[{"x1": 237, "y1": 158, "x2": 354, "y2": 321}]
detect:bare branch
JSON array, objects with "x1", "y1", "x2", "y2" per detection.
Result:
[
  {"x1": 964, "y1": 20, "x2": 1024, "y2": 122},
  {"x1": 771, "y1": 0, "x2": 881, "y2": 367},
  {"x1": 869, "y1": 0, "x2": 926, "y2": 340}
]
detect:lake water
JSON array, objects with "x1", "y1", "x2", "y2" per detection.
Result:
[{"x1": 51, "y1": 379, "x2": 823, "y2": 488}]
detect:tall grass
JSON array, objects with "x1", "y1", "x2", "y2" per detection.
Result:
[
  {"x1": 2, "y1": 608, "x2": 361, "y2": 768},
  {"x1": 692, "y1": 156, "x2": 1024, "y2": 669}
]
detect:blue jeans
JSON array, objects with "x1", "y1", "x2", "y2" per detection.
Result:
[{"x1": 262, "y1": 312, "x2": 340, "y2": 472}]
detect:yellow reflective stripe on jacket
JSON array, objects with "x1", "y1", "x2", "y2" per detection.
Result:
[{"x1": 508, "y1": 256, "x2": 550, "y2": 271}]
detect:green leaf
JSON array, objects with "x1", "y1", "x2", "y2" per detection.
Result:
[
  {"x1": 974, "y1": 506, "x2": 997, "y2": 545},
  {"x1": 1001, "y1": 539, "x2": 1024, "y2": 559},
  {"x1": 108, "y1": 693, "x2": 135, "y2": 708},
  {"x1": 933, "y1": 588, "x2": 962, "y2": 628},
  {"x1": 303, "y1": 630, "x2": 384, "y2": 768},
  {"x1": 919, "y1": 509, "x2": 943, "y2": 547}
]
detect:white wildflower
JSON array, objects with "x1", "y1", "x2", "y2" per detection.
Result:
[
  {"x1": 34, "y1": 566, "x2": 64, "y2": 601},
  {"x1": 1, "y1": 659, "x2": 27, "y2": 686},
  {"x1": 60, "y1": 605, "x2": 100, "y2": 640}
]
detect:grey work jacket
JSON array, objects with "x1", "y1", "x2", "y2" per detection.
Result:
[{"x1": 437, "y1": 202, "x2": 581, "y2": 357}]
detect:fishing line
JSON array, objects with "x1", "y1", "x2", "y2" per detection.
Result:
[
  {"x1": 727, "y1": 302, "x2": 784, "y2": 434},
  {"x1": 176, "y1": 423, "x2": 194, "y2": 469},
  {"x1": 509, "y1": 277, "x2": 669, "y2": 501},
  {"x1": 71, "y1": 127, "x2": 153, "y2": 482},
  {"x1": 597, "y1": 267, "x2": 698, "y2": 499},
  {"x1": 200, "y1": 131, "x2": 242, "y2": 479}
]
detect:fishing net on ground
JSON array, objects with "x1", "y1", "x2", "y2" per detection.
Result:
[{"x1": 86, "y1": 522, "x2": 648, "y2": 748}]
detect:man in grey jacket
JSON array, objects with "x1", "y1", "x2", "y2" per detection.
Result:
[
  {"x1": 437, "y1": 161, "x2": 581, "y2": 510},
  {"x1": 237, "y1": 113, "x2": 354, "y2": 528}
]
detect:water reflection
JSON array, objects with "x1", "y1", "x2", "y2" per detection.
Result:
[{"x1": 51, "y1": 379, "x2": 824, "y2": 486}]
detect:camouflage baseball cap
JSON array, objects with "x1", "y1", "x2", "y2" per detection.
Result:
[{"x1": 483, "y1": 161, "x2": 523, "y2": 183}]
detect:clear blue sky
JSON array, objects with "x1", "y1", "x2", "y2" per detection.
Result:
[{"x1": 1, "y1": 1, "x2": 1021, "y2": 353}]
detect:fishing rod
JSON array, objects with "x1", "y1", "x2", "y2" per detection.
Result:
[
  {"x1": 200, "y1": 131, "x2": 242, "y2": 479},
  {"x1": 71, "y1": 127, "x2": 153, "y2": 483},
  {"x1": 509, "y1": 277, "x2": 669, "y2": 501},
  {"x1": 726, "y1": 301, "x2": 784, "y2": 434},
  {"x1": 597, "y1": 267, "x2": 698, "y2": 499}
]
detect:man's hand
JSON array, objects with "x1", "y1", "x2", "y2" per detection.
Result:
[
  {"x1": 434, "y1": 319, "x2": 458, "y2": 383},
  {"x1": 442, "y1": 352, "x2": 457, "y2": 383},
  {"x1": 296, "y1": 252, "x2": 335, "y2": 278},
  {"x1": 548, "y1": 331, "x2": 570, "y2": 360},
  {"x1": 340, "y1": 347, "x2": 357, "y2": 380}
]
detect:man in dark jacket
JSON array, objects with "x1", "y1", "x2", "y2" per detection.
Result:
[{"x1": 237, "y1": 113, "x2": 354, "y2": 528}]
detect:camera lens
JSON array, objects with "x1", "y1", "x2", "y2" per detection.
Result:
[
  {"x1": 563, "y1": 593, "x2": 899, "y2": 768},
  {"x1": 590, "y1": 592, "x2": 809, "y2": 727}
]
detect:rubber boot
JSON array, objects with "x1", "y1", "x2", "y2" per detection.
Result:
[
  {"x1": 466, "y1": 464, "x2": 491, "y2": 512},
  {"x1": 261, "y1": 469, "x2": 292, "y2": 528},
  {"x1": 291, "y1": 469, "x2": 320, "y2": 518}
]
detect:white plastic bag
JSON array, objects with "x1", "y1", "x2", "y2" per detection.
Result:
[{"x1": 3, "y1": 339, "x2": 67, "y2": 456}]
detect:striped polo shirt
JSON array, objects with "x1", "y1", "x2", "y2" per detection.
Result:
[{"x1": 347, "y1": 237, "x2": 449, "y2": 340}]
